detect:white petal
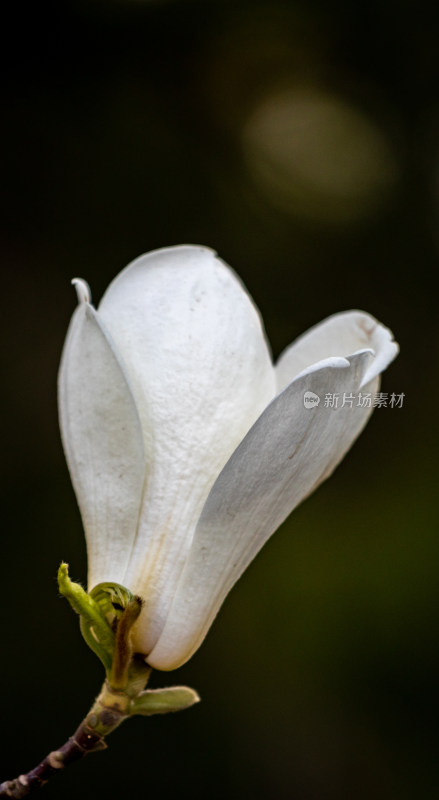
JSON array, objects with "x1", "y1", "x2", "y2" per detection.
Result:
[
  {"x1": 147, "y1": 351, "x2": 379, "y2": 670},
  {"x1": 98, "y1": 245, "x2": 276, "y2": 652},
  {"x1": 276, "y1": 310, "x2": 398, "y2": 392},
  {"x1": 58, "y1": 301, "x2": 146, "y2": 588}
]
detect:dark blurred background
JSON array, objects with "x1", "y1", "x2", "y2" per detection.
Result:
[{"x1": 2, "y1": 1, "x2": 439, "y2": 798}]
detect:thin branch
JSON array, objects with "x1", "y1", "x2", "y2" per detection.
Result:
[{"x1": 0, "y1": 685, "x2": 127, "y2": 798}]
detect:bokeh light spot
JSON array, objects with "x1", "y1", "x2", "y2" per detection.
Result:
[{"x1": 243, "y1": 86, "x2": 399, "y2": 225}]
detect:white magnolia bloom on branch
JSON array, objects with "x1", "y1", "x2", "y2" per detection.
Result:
[{"x1": 59, "y1": 245, "x2": 398, "y2": 671}]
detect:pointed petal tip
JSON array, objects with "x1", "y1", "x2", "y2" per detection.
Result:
[
  {"x1": 349, "y1": 347, "x2": 375, "y2": 358},
  {"x1": 359, "y1": 330, "x2": 399, "y2": 388},
  {"x1": 293, "y1": 355, "x2": 350, "y2": 382},
  {"x1": 71, "y1": 277, "x2": 91, "y2": 305}
]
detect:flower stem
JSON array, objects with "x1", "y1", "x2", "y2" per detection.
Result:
[{"x1": 0, "y1": 682, "x2": 129, "y2": 798}]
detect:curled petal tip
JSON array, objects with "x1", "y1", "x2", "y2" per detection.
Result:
[{"x1": 71, "y1": 278, "x2": 91, "y2": 305}]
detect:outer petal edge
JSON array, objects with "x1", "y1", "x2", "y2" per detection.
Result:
[{"x1": 58, "y1": 301, "x2": 147, "y2": 588}]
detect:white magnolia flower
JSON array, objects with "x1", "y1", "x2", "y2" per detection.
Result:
[{"x1": 59, "y1": 245, "x2": 398, "y2": 671}]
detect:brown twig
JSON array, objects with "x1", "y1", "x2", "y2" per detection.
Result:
[{"x1": 0, "y1": 685, "x2": 128, "y2": 798}]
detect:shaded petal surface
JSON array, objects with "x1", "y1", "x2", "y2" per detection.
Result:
[{"x1": 147, "y1": 351, "x2": 379, "y2": 670}]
